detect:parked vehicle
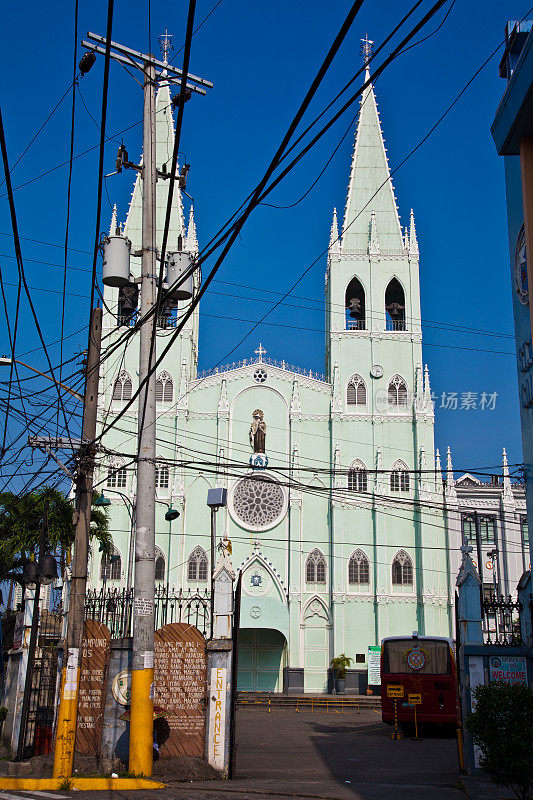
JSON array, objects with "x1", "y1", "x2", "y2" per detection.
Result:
[{"x1": 380, "y1": 633, "x2": 459, "y2": 726}]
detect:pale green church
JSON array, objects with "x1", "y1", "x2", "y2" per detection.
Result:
[{"x1": 91, "y1": 65, "x2": 452, "y2": 693}]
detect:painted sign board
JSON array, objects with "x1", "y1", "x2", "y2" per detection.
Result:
[
  {"x1": 386, "y1": 684, "x2": 404, "y2": 698},
  {"x1": 489, "y1": 656, "x2": 527, "y2": 685},
  {"x1": 75, "y1": 619, "x2": 111, "y2": 755},
  {"x1": 408, "y1": 693, "x2": 422, "y2": 705},
  {"x1": 12, "y1": 612, "x2": 24, "y2": 650},
  {"x1": 154, "y1": 622, "x2": 206, "y2": 757},
  {"x1": 208, "y1": 666, "x2": 227, "y2": 771},
  {"x1": 367, "y1": 645, "x2": 381, "y2": 685}
]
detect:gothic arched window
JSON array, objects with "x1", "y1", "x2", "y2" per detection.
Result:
[
  {"x1": 348, "y1": 549, "x2": 370, "y2": 585},
  {"x1": 392, "y1": 550, "x2": 413, "y2": 586},
  {"x1": 155, "y1": 463, "x2": 170, "y2": 491},
  {"x1": 348, "y1": 461, "x2": 368, "y2": 493},
  {"x1": 112, "y1": 371, "x2": 132, "y2": 402},
  {"x1": 156, "y1": 372, "x2": 173, "y2": 404},
  {"x1": 155, "y1": 546, "x2": 165, "y2": 582},
  {"x1": 107, "y1": 466, "x2": 127, "y2": 489},
  {"x1": 388, "y1": 375, "x2": 408, "y2": 410},
  {"x1": 390, "y1": 460, "x2": 409, "y2": 492},
  {"x1": 345, "y1": 276, "x2": 366, "y2": 330},
  {"x1": 347, "y1": 374, "x2": 366, "y2": 408},
  {"x1": 305, "y1": 549, "x2": 326, "y2": 584},
  {"x1": 188, "y1": 547, "x2": 208, "y2": 582},
  {"x1": 100, "y1": 547, "x2": 121, "y2": 582},
  {"x1": 385, "y1": 277, "x2": 406, "y2": 331}
]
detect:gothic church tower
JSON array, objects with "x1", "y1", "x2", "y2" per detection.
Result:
[{"x1": 325, "y1": 64, "x2": 449, "y2": 643}]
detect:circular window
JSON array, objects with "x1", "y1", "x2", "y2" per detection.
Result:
[
  {"x1": 253, "y1": 368, "x2": 267, "y2": 383},
  {"x1": 230, "y1": 474, "x2": 286, "y2": 531}
]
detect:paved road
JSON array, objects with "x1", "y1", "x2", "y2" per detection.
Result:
[{"x1": 0, "y1": 708, "x2": 501, "y2": 800}]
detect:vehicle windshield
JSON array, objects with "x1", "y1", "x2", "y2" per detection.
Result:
[{"x1": 382, "y1": 639, "x2": 451, "y2": 675}]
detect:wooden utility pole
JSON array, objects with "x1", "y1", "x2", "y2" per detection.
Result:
[{"x1": 53, "y1": 307, "x2": 102, "y2": 778}]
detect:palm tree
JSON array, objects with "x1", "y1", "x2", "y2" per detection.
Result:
[{"x1": 0, "y1": 486, "x2": 110, "y2": 589}]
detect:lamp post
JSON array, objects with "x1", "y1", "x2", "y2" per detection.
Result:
[
  {"x1": 206, "y1": 488, "x2": 227, "y2": 638},
  {"x1": 0, "y1": 356, "x2": 83, "y2": 400},
  {"x1": 156, "y1": 499, "x2": 180, "y2": 593},
  {"x1": 95, "y1": 491, "x2": 136, "y2": 593}
]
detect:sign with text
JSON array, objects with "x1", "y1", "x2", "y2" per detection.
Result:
[
  {"x1": 367, "y1": 645, "x2": 381, "y2": 685},
  {"x1": 208, "y1": 667, "x2": 227, "y2": 771},
  {"x1": 489, "y1": 655, "x2": 527, "y2": 685},
  {"x1": 386, "y1": 684, "x2": 404, "y2": 698},
  {"x1": 75, "y1": 619, "x2": 111, "y2": 755},
  {"x1": 408, "y1": 693, "x2": 422, "y2": 705},
  {"x1": 154, "y1": 622, "x2": 206, "y2": 757}
]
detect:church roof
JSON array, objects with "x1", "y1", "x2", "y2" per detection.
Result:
[
  {"x1": 123, "y1": 82, "x2": 186, "y2": 253},
  {"x1": 341, "y1": 68, "x2": 403, "y2": 253}
]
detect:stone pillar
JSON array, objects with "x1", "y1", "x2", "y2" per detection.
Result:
[
  {"x1": 456, "y1": 547, "x2": 483, "y2": 776},
  {"x1": 205, "y1": 539, "x2": 235, "y2": 778},
  {"x1": 518, "y1": 570, "x2": 532, "y2": 647}
]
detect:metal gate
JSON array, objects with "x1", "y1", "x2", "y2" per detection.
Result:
[{"x1": 23, "y1": 607, "x2": 62, "y2": 758}]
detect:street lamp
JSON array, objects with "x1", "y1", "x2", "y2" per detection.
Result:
[
  {"x1": 156, "y1": 500, "x2": 181, "y2": 593},
  {"x1": 96, "y1": 490, "x2": 136, "y2": 593},
  {"x1": 0, "y1": 356, "x2": 83, "y2": 400},
  {"x1": 207, "y1": 488, "x2": 227, "y2": 637}
]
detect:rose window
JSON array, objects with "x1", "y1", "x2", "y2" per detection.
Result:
[
  {"x1": 231, "y1": 475, "x2": 285, "y2": 529},
  {"x1": 253, "y1": 368, "x2": 267, "y2": 383}
]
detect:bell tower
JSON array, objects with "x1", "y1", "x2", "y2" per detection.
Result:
[{"x1": 326, "y1": 47, "x2": 443, "y2": 639}]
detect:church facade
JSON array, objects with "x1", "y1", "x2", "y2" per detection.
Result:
[{"x1": 90, "y1": 68, "x2": 452, "y2": 693}]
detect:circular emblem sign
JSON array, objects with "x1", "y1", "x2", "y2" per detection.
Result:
[
  {"x1": 515, "y1": 223, "x2": 529, "y2": 305},
  {"x1": 112, "y1": 669, "x2": 131, "y2": 706},
  {"x1": 406, "y1": 647, "x2": 426, "y2": 671}
]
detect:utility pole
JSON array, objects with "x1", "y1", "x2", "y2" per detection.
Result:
[
  {"x1": 77, "y1": 32, "x2": 212, "y2": 776},
  {"x1": 53, "y1": 307, "x2": 102, "y2": 778},
  {"x1": 129, "y1": 58, "x2": 157, "y2": 777}
]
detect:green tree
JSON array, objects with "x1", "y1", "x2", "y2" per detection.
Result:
[
  {"x1": 467, "y1": 681, "x2": 533, "y2": 800},
  {"x1": 0, "y1": 487, "x2": 110, "y2": 587}
]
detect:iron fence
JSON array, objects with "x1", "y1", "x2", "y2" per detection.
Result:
[
  {"x1": 482, "y1": 595, "x2": 523, "y2": 646},
  {"x1": 84, "y1": 586, "x2": 211, "y2": 638}
]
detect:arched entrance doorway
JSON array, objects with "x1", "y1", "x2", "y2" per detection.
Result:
[{"x1": 237, "y1": 628, "x2": 287, "y2": 692}]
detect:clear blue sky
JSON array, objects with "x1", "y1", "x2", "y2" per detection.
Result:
[{"x1": 0, "y1": 0, "x2": 530, "y2": 491}]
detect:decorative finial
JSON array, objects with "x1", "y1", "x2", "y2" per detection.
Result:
[
  {"x1": 159, "y1": 29, "x2": 174, "y2": 65},
  {"x1": 360, "y1": 33, "x2": 373, "y2": 64},
  {"x1": 255, "y1": 343, "x2": 267, "y2": 362}
]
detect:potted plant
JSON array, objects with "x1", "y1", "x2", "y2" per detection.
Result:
[{"x1": 330, "y1": 654, "x2": 352, "y2": 695}]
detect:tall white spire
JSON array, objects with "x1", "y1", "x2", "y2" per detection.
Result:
[
  {"x1": 123, "y1": 83, "x2": 186, "y2": 256},
  {"x1": 342, "y1": 52, "x2": 403, "y2": 252},
  {"x1": 186, "y1": 206, "x2": 198, "y2": 254},
  {"x1": 329, "y1": 207, "x2": 340, "y2": 254},
  {"x1": 502, "y1": 447, "x2": 514, "y2": 503},
  {"x1": 109, "y1": 204, "x2": 118, "y2": 236},
  {"x1": 446, "y1": 446, "x2": 457, "y2": 502},
  {"x1": 409, "y1": 208, "x2": 419, "y2": 256},
  {"x1": 435, "y1": 448, "x2": 442, "y2": 493}
]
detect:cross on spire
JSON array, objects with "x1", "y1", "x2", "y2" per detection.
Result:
[
  {"x1": 255, "y1": 343, "x2": 267, "y2": 362},
  {"x1": 360, "y1": 33, "x2": 373, "y2": 64},
  {"x1": 159, "y1": 29, "x2": 174, "y2": 65}
]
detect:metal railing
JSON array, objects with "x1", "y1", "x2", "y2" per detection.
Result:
[
  {"x1": 85, "y1": 586, "x2": 211, "y2": 638},
  {"x1": 386, "y1": 319, "x2": 407, "y2": 331},
  {"x1": 197, "y1": 355, "x2": 325, "y2": 382},
  {"x1": 482, "y1": 595, "x2": 523, "y2": 646},
  {"x1": 346, "y1": 319, "x2": 366, "y2": 330}
]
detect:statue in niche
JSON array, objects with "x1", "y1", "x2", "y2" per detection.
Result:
[{"x1": 249, "y1": 409, "x2": 266, "y2": 453}]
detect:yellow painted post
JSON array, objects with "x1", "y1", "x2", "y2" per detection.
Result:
[
  {"x1": 53, "y1": 667, "x2": 79, "y2": 778},
  {"x1": 414, "y1": 704, "x2": 418, "y2": 740},
  {"x1": 129, "y1": 668, "x2": 154, "y2": 776}
]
